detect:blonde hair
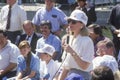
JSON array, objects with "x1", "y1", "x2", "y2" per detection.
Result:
[
  {"x1": 80, "y1": 26, "x2": 89, "y2": 36},
  {"x1": 18, "y1": 40, "x2": 30, "y2": 49},
  {"x1": 114, "y1": 70, "x2": 120, "y2": 80}
]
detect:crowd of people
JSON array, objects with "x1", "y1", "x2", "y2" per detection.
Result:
[{"x1": 0, "y1": 0, "x2": 120, "y2": 80}]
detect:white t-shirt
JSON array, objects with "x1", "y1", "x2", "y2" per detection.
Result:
[
  {"x1": 62, "y1": 35, "x2": 94, "y2": 72},
  {"x1": 0, "y1": 40, "x2": 20, "y2": 70}
]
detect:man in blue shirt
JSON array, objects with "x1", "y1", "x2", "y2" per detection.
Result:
[
  {"x1": 32, "y1": 0, "x2": 68, "y2": 37},
  {"x1": 36, "y1": 20, "x2": 62, "y2": 61}
]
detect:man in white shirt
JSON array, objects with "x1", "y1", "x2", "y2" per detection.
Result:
[
  {"x1": 0, "y1": 29, "x2": 20, "y2": 79},
  {"x1": 0, "y1": 0, "x2": 27, "y2": 43}
]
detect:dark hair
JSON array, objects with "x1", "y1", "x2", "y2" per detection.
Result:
[
  {"x1": 0, "y1": 29, "x2": 7, "y2": 37},
  {"x1": 40, "y1": 20, "x2": 52, "y2": 30},
  {"x1": 106, "y1": 41, "x2": 114, "y2": 49},
  {"x1": 91, "y1": 66, "x2": 114, "y2": 80},
  {"x1": 88, "y1": 24, "x2": 103, "y2": 36}
]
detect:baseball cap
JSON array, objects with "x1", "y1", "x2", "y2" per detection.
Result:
[
  {"x1": 36, "y1": 44, "x2": 55, "y2": 56},
  {"x1": 100, "y1": 55, "x2": 119, "y2": 73},
  {"x1": 67, "y1": 10, "x2": 88, "y2": 26},
  {"x1": 65, "y1": 73, "x2": 84, "y2": 80}
]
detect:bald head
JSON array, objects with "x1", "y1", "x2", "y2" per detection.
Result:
[{"x1": 23, "y1": 20, "x2": 35, "y2": 36}]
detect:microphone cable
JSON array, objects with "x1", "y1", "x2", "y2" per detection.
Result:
[{"x1": 51, "y1": 35, "x2": 69, "y2": 80}]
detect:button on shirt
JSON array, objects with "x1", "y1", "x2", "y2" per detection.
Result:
[
  {"x1": 32, "y1": 7, "x2": 68, "y2": 32},
  {"x1": 0, "y1": 3, "x2": 27, "y2": 31}
]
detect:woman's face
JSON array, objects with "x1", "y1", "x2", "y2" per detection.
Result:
[
  {"x1": 68, "y1": 19, "x2": 83, "y2": 33},
  {"x1": 20, "y1": 46, "x2": 31, "y2": 56}
]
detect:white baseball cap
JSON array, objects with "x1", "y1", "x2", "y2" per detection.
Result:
[
  {"x1": 36, "y1": 44, "x2": 55, "y2": 56},
  {"x1": 100, "y1": 55, "x2": 119, "y2": 73},
  {"x1": 67, "y1": 10, "x2": 88, "y2": 26}
]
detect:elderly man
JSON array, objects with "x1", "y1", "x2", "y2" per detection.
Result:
[
  {"x1": 0, "y1": 0, "x2": 27, "y2": 43},
  {"x1": 32, "y1": 0, "x2": 68, "y2": 37},
  {"x1": 15, "y1": 20, "x2": 41, "y2": 53},
  {"x1": 0, "y1": 29, "x2": 20, "y2": 79}
]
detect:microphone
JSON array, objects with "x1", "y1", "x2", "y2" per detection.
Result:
[
  {"x1": 52, "y1": 28, "x2": 70, "y2": 80},
  {"x1": 66, "y1": 35, "x2": 69, "y2": 44},
  {"x1": 66, "y1": 27, "x2": 70, "y2": 44}
]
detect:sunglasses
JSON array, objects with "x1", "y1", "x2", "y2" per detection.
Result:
[{"x1": 68, "y1": 20, "x2": 82, "y2": 24}]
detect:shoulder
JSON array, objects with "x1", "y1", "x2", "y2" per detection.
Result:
[
  {"x1": 81, "y1": 36, "x2": 93, "y2": 42},
  {"x1": 9, "y1": 41, "x2": 19, "y2": 49},
  {"x1": 36, "y1": 7, "x2": 45, "y2": 13},
  {"x1": 1, "y1": 5, "x2": 8, "y2": 10},
  {"x1": 52, "y1": 7, "x2": 65, "y2": 14},
  {"x1": 51, "y1": 34, "x2": 61, "y2": 41},
  {"x1": 31, "y1": 53, "x2": 39, "y2": 60},
  {"x1": 17, "y1": 55, "x2": 25, "y2": 62}
]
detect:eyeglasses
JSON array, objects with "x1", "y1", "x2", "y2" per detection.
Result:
[{"x1": 68, "y1": 20, "x2": 82, "y2": 24}]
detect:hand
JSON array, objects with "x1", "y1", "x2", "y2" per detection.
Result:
[
  {"x1": 0, "y1": 70, "x2": 4, "y2": 75},
  {"x1": 62, "y1": 44, "x2": 75, "y2": 55}
]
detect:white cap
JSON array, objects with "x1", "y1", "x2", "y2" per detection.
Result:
[
  {"x1": 36, "y1": 44, "x2": 55, "y2": 56},
  {"x1": 100, "y1": 55, "x2": 119, "y2": 73},
  {"x1": 67, "y1": 10, "x2": 88, "y2": 26}
]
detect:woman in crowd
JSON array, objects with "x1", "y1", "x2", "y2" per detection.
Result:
[
  {"x1": 58, "y1": 10, "x2": 94, "y2": 80},
  {"x1": 16, "y1": 40, "x2": 40, "y2": 80}
]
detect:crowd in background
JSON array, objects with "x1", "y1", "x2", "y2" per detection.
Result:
[{"x1": 0, "y1": 0, "x2": 120, "y2": 80}]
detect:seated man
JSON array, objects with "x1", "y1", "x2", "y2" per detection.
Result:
[
  {"x1": 36, "y1": 20, "x2": 62, "y2": 61},
  {"x1": 0, "y1": 30, "x2": 20, "y2": 79},
  {"x1": 15, "y1": 20, "x2": 41, "y2": 53}
]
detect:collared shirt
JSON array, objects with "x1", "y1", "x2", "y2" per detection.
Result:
[
  {"x1": 0, "y1": 40, "x2": 20, "y2": 70},
  {"x1": 26, "y1": 33, "x2": 34, "y2": 45},
  {"x1": 17, "y1": 53, "x2": 40, "y2": 79},
  {"x1": 36, "y1": 34, "x2": 61, "y2": 60},
  {"x1": 0, "y1": 2, "x2": 27, "y2": 31},
  {"x1": 62, "y1": 34, "x2": 94, "y2": 72},
  {"x1": 32, "y1": 7, "x2": 68, "y2": 32}
]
